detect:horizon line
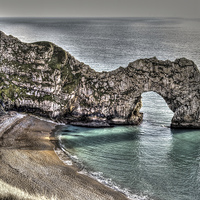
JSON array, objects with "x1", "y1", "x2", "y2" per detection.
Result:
[{"x1": 0, "y1": 16, "x2": 199, "y2": 20}]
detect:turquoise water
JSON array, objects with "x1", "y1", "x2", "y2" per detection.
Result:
[
  {"x1": 0, "y1": 17, "x2": 200, "y2": 200},
  {"x1": 58, "y1": 92, "x2": 200, "y2": 200}
]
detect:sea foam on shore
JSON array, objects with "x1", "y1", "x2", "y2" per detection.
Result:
[{"x1": 54, "y1": 131, "x2": 152, "y2": 200}]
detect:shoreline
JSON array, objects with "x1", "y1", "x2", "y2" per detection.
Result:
[
  {"x1": 0, "y1": 112, "x2": 129, "y2": 200},
  {"x1": 54, "y1": 125, "x2": 153, "y2": 200}
]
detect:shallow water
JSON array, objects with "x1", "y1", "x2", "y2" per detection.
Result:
[
  {"x1": 0, "y1": 17, "x2": 200, "y2": 200},
  {"x1": 58, "y1": 92, "x2": 200, "y2": 200}
]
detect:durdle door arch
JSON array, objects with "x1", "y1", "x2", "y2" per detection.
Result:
[
  {"x1": 0, "y1": 31, "x2": 199, "y2": 128},
  {"x1": 132, "y1": 58, "x2": 200, "y2": 128},
  {"x1": 81, "y1": 57, "x2": 200, "y2": 128}
]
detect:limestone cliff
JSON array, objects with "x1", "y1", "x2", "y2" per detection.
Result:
[{"x1": 0, "y1": 31, "x2": 199, "y2": 128}]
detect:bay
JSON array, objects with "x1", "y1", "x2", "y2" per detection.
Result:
[{"x1": 1, "y1": 17, "x2": 200, "y2": 200}]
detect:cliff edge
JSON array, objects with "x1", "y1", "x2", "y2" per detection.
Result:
[{"x1": 0, "y1": 31, "x2": 199, "y2": 128}]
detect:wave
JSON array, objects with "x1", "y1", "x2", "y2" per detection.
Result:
[{"x1": 79, "y1": 169, "x2": 152, "y2": 200}]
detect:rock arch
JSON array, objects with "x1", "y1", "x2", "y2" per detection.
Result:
[
  {"x1": 0, "y1": 31, "x2": 199, "y2": 128},
  {"x1": 76, "y1": 57, "x2": 200, "y2": 128}
]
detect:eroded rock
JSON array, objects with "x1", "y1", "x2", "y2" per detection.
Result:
[{"x1": 0, "y1": 31, "x2": 199, "y2": 128}]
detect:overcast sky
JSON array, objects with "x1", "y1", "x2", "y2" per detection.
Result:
[{"x1": 0, "y1": 0, "x2": 199, "y2": 18}]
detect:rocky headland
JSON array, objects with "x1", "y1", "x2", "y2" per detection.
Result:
[{"x1": 0, "y1": 31, "x2": 199, "y2": 128}]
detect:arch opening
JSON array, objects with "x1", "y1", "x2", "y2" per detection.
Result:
[{"x1": 140, "y1": 91, "x2": 174, "y2": 127}]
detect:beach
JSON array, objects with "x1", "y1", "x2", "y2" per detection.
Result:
[{"x1": 0, "y1": 112, "x2": 128, "y2": 200}]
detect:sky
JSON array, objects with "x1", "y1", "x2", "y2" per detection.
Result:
[{"x1": 0, "y1": 0, "x2": 199, "y2": 18}]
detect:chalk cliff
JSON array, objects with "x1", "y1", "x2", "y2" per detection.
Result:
[{"x1": 0, "y1": 31, "x2": 199, "y2": 128}]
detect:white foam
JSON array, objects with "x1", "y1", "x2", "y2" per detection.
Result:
[
  {"x1": 55, "y1": 131, "x2": 153, "y2": 200},
  {"x1": 54, "y1": 148, "x2": 73, "y2": 166},
  {"x1": 56, "y1": 144, "x2": 152, "y2": 200},
  {"x1": 79, "y1": 170, "x2": 151, "y2": 200}
]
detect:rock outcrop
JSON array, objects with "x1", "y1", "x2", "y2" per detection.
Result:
[{"x1": 0, "y1": 31, "x2": 199, "y2": 128}]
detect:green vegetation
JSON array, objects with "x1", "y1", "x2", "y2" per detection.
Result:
[
  {"x1": 0, "y1": 40, "x2": 83, "y2": 107},
  {"x1": 80, "y1": 98, "x2": 92, "y2": 108},
  {"x1": 63, "y1": 75, "x2": 81, "y2": 94},
  {"x1": 33, "y1": 41, "x2": 52, "y2": 51},
  {"x1": 48, "y1": 45, "x2": 66, "y2": 71},
  {"x1": 1, "y1": 59, "x2": 41, "y2": 74},
  {"x1": 0, "y1": 81, "x2": 55, "y2": 103},
  {"x1": 62, "y1": 63, "x2": 82, "y2": 94},
  {"x1": 48, "y1": 56, "x2": 62, "y2": 70},
  {"x1": 18, "y1": 64, "x2": 41, "y2": 73},
  {"x1": 61, "y1": 63, "x2": 71, "y2": 80},
  {"x1": 0, "y1": 83, "x2": 32, "y2": 102},
  {"x1": 41, "y1": 94, "x2": 54, "y2": 102}
]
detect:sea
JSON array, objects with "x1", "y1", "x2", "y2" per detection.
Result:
[{"x1": 0, "y1": 17, "x2": 200, "y2": 200}]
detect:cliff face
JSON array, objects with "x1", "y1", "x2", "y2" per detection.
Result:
[{"x1": 0, "y1": 31, "x2": 200, "y2": 128}]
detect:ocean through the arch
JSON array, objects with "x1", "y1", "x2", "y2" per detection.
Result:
[{"x1": 141, "y1": 91, "x2": 174, "y2": 127}]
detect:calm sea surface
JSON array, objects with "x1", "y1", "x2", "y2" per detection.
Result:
[{"x1": 0, "y1": 18, "x2": 200, "y2": 200}]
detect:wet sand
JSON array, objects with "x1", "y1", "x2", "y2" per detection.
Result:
[{"x1": 0, "y1": 113, "x2": 128, "y2": 200}]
